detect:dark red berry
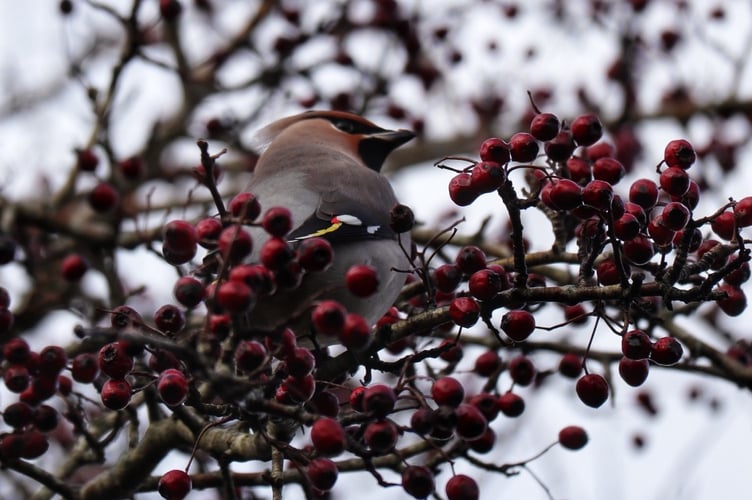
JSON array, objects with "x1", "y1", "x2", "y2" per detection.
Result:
[
  {"x1": 498, "y1": 392, "x2": 525, "y2": 417},
  {"x1": 262, "y1": 206, "x2": 293, "y2": 237},
  {"x1": 298, "y1": 237, "x2": 334, "y2": 272},
  {"x1": 346, "y1": 264, "x2": 380, "y2": 297},
  {"x1": 98, "y1": 342, "x2": 134, "y2": 380},
  {"x1": 500, "y1": 309, "x2": 536, "y2": 341},
  {"x1": 431, "y1": 377, "x2": 464, "y2": 407},
  {"x1": 571, "y1": 114, "x2": 603, "y2": 146},
  {"x1": 448, "y1": 172, "x2": 479, "y2": 206},
  {"x1": 619, "y1": 357, "x2": 650, "y2": 386},
  {"x1": 650, "y1": 337, "x2": 683, "y2": 366},
  {"x1": 158, "y1": 469, "x2": 192, "y2": 500},
  {"x1": 576, "y1": 373, "x2": 609, "y2": 408},
  {"x1": 449, "y1": 297, "x2": 480, "y2": 328},
  {"x1": 530, "y1": 112, "x2": 560, "y2": 141},
  {"x1": 307, "y1": 457, "x2": 338, "y2": 491},
  {"x1": 664, "y1": 139, "x2": 695, "y2": 169},
  {"x1": 228, "y1": 192, "x2": 261, "y2": 221},
  {"x1": 157, "y1": 368, "x2": 189, "y2": 406},
  {"x1": 402, "y1": 465, "x2": 435, "y2": 499},
  {"x1": 508, "y1": 355, "x2": 536, "y2": 386},
  {"x1": 455, "y1": 246, "x2": 486, "y2": 274},
  {"x1": 311, "y1": 417, "x2": 346, "y2": 456},
  {"x1": 61, "y1": 254, "x2": 89, "y2": 281},
  {"x1": 659, "y1": 166, "x2": 690, "y2": 197},
  {"x1": 311, "y1": 300, "x2": 347, "y2": 336},
  {"x1": 88, "y1": 182, "x2": 119, "y2": 212},
  {"x1": 173, "y1": 276, "x2": 205, "y2": 308},
  {"x1": 101, "y1": 379, "x2": 132, "y2": 410},
  {"x1": 470, "y1": 161, "x2": 505, "y2": 193},
  {"x1": 622, "y1": 329, "x2": 652, "y2": 360},
  {"x1": 509, "y1": 132, "x2": 539, "y2": 162},
  {"x1": 558, "y1": 425, "x2": 588, "y2": 450}
]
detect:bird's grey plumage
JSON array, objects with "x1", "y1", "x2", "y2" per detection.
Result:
[{"x1": 241, "y1": 111, "x2": 413, "y2": 345}]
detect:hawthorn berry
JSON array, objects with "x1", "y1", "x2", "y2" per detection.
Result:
[
  {"x1": 619, "y1": 357, "x2": 650, "y2": 386},
  {"x1": 39, "y1": 345, "x2": 67, "y2": 376},
  {"x1": 307, "y1": 457, "x2": 338, "y2": 491},
  {"x1": 498, "y1": 392, "x2": 525, "y2": 417},
  {"x1": 592, "y1": 157, "x2": 626, "y2": 185},
  {"x1": 622, "y1": 329, "x2": 652, "y2": 360},
  {"x1": 576, "y1": 373, "x2": 609, "y2": 408},
  {"x1": 88, "y1": 182, "x2": 119, "y2": 212},
  {"x1": 281, "y1": 374, "x2": 315, "y2": 403},
  {"x1": 582, "y1": 179, "x2": 613, "y2": 210},
  {"x1": 571, "y1": 114, "x2": 603, "y2": 146},
  {"x1": 228, "y1": 192, "x2": 261, "y2": 221},
  {"x1": 261, "y1": 206, "x2": 293, "y2": 237},
  {"x1": 547, "y1": 179, "x2": 582, "y2": 210},
  {"x1": 158, "y1": 469, "x2": 192, "y2": 500},
  {"x1": 363, "y1": 384, "x2": 397, "y2": 417},
  {"x1": 479, "y1": 137, "x2": 510, "y2": 164},
  {"x1": 455, "y1": 403, "x2": 488, "y2": 440},
  {"x1": 659, "y1": 166, "x2": 690, "y2": 197},
  {"x1": 61, "y1": 254, "x2": 89, "y2": 282},
  {"x1": 545, "y1": 130, "x2": 576, "y2": 162},
  {"x1": 530, "y1": 112, "x2": 560, "y2": 141},
  {"x1": 364, "y1": 419, "x2": 399, "y2": 454},
  {"x1": 402, "y1": 465, "x2": 435, "y2": 499},
  {"x1": 431, "y1": 377, "x2": 464, "y2": 407},
  {"x1": 3, "y1": 402, "x2": 34, "y2": 428},
  {"x1": 218, "y1": 226, "x2": 254, "y2": 264},
  {"x1": 500, "y1": 309, "x2": 536, "y2": 341},
  {"x1": 98, "y1": 342, "x2": 134, "y2": 380},
  {"x1": 734, "y1": 197, "x2": 752, "y2": 227},
  {"x1": 509, "y1": 132, "x2": 539, "y2": 162},
  {"x1": 101, "y1": 379, "x2": 132, "y2": 410},
  {"x1": 508, "y1": 355, "x2": 536, "y2": 386},
  {"x1": 661, "y1": 202, "x2": 690, "y2": 231},
  {"x1": 310, "y1": 417, "x2": 346, "y2": 456},
  {"x1": 162, "y1": 220, "x2": 198, "y2": 264},
  {"x1": 346, "y1": 264, "x2": 380, "y2": 297},
  {"x1": 157, "y1": 368, "x2": 189, "y2": 406},
  {"x1": 558, "y1": 353, "x2": 583, "y2": 378},
  {"x1": 340, "y1": 313, "x2": 371, "y2": 351},
  {"x1": 567, "y1": 156, "x2": 592, "y2": 184},
  {"x1": 410, "y1": 408, "x2": 435, "y2": 435},
  {"x1": 650, "y1": 337, "x2": 683, "y2": 366},
  {"x1": 449, "y1": 297, "x2": 480, "y2": 328},
  {"x1": 467, "y1": 427, "x2": 496, "y2": 453},
  {"x1": 76, "y1": 148, "x2": 99, "y2": 171},
  {"x1": 664, "y1": 139, "x2": 695, "y2": 169},
  {"x1": 216, "y1": 280, "x2": 254, "y2": 313},
  {"x1": 195, "y1": 218, "x2": 223, "y2": 248},
  {"x1": 712, "y1": 211, "x2": 736, "y2": 240},
  {"x1": 455, "y1": 245, "x2": 486, "y2": 274},
  {"x1": 717, "y1": 284, "x2": 746, "y2": 316},
  {"x1": 448, "y1": 172, "x2": 479, "y2": 206},
  {"x1": 72, "y1": 352, "x2": 100, "y2": 382},
  {"x1": 446, "y1": 475, "x2": 479, "y2": 500},
  {"x1": 173, "y1": 276, "x2": 205, "y2": 308},
  {"x1": 154, "y1": 304, "x2": 186, "y2": 334},
  {"x1": 434, "y1": 264, "x2": 462, "y2": 293},
  {"x1": 558, "y1": 425, "x2": 588, "y2": 450},
  {"x1": 311, "y1": 300, "x2": 347, "y2": 336},
  {"x1": 470, "y1": 161, "x2": 505, "y2": 193},
  {"x1": 614, "y1": 213, "x2": 641, "y2": 240},
  {"x1": 474, "y1": 350, "x2": 502, "y2": 376},
  {"x1": 234, "y1": 340, "x2": 267, "y2": 373},
  {"x1": 298, "y1": 237, "x2": 334, "y2": 272}
]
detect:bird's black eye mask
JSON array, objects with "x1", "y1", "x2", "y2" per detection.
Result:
[{"x1": 329, "y1": 117, "x2": 384, "y2": 135}]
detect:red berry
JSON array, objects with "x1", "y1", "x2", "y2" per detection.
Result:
[
  {"x1": 675, "y1": 180, "x2": 700, "y2": 210},
  {"x1": 449, "y1": 297, "x2": 480, "y2": 328},
  {"x1": 218, "y1": 226, "x2": 253, "y2": 263},
  {"x1": 216, "y1": 280, "x2": 254, "y2": 313},
  {"x1": 39, "y1": 345, "x2": 67, "y2": 376},
  {"x1": 307, "y1": 457, "x2": 338, "y2": 491},
  {"x1": 509, "y1": 132, "x2": 539, "y2": 162},
  {"x1": 340, "y1": 313, "x2": 371, "y2": 351},
  {"x1": 154, "y1": 304, "x2": 185, "y2": 334},
  {"x1": 363, "y1": 384, "x2": 397, "y2": 417},
  {"x1": 558, "y1": 353, "x2": 583, "y2": 378},
  {"x1": 558, "y1": 425, "x2": 588, "y2": 450},
  {"x1": 402, "y1": 465, "x2": 435, "y2": 499},
  {"x1": 508, "y1": 355, "x2": 536, "y2": 386},
  {"x1": 466, "y1": 427, "x2": 496, "y2": 453},
  {"x1": 619, "y1": 357, "x2": 650, "y2": 386},
  {"x1": 228, "y1": 192, "x2": 261, "y2": 221},
  {"x1": 446, "y1": 474, "x2": 479, "y2": 500},
  {"x1": 286, "y1": 347, "x2": 315, "y2": 377},
  {"x1": 547, "y1": 179, "x2": 582, "y2": 210},
  {"x1": 162, "y1": 220, "x2": 198, "y2": 264},
  {"x1": 234, "y1": 340, "x2": 267, "y2": 373},
  {"x1": 101, "y1": 379, "x2": 132, "y2": 410},
  {"x1": 544, "y1": 129, "x2": 576, "y2": 162},
  {"x1": 61, "y1": 254, "x2": 89, "y2": 281},
  {"x1": 661, "y1": 202, "x2": 690, "y2": 231},
  {"x1": 261, "y1": 206, "x2": 293, "y2": 237},
  {"x1": 72, "y1": 353, "x2": 100, "y2": 383},
  {"x1": 650, "y1": 337, "x2": 683, "y2": 366},
  {"x1": 470, "y1": 161, "x2": 505, "y2": 193},
  {"x1": 647, "y1": 217, "x2": 675, "y2": 247},
  {"x1": 311, "y1": 300, "x2": 347, "y2": 336},
  {"x1": 434, "y1": 264, "x2": 462, "y2": 293},
  {"x1": 88, "y1": 182, "x2": 120, "y2": 212},
  {"x1": 717, "y1": 284, "x2": 746, "y2": 316},
  {"x1": 3, "y1": 402, "x2": 33, "y2": 428},
  {"x1": 592, "y1": 157, "x2": 625, "y2": 185},
  {"x1": 158, "y1": 469, "x2": 192, "y2": 500},
  {"x1": 474, "y1": 350, "x2": 502, "y2": 376},
  {"x1": 297, "y1": 237, "x2": 334, "y2": 272},
  {"x1": 571, "y1": 114, "x2": 603, "y2": 146},
  {"x1": 455, "y1": 245, "x2": 486, "y2": 274},
  {"x1": 281, "y1": 373, "x2": 315, "y2": 403},
  {"x1": 20, "y1": 430, "x2": 48, "y2": 459},
  {"x1": 576, "y1": 373, "x2": 609, "y2": 408},
  {"x1": 157, "y1": 368, "x2": 189, "y2": 406},
  {"x1": 468, "y1": 392, "x2": 500, "y2": 422},
  {"x1": 530, "y1": 112, "x2": 560, "y2": 141},
  {"x1": 77, "y1": 149, "x2": 99, "y2": 171},
  {"x1": 118, "y1": 156, "x2": 143, "y2": 179},
  {"x1": 664, "y1": 139, "x2": 695, "y2": 169},
  {"x1": 621, "y1": 329, "x2": 652, "y2": 360},
  {"x1": 448, "y1": 172, "x2": 479, "y2": 206},
  {"x1": 586, "y1": 142, "x2": 615, "y2": 161},
  {"x1": 410, "y1": 408, "x2": 436, "y2": 435},
  {"x1": 431, "y1": 377, "x2": 464, "y2": 407},
  {"x1": 480, "y1": 137, "x2": 510, "y2": 164},
  {"x1": 614, "y1": 213, "x2": 641, "y2": 240},
  {"x1": 195, "y1": 217, "x2": 223, "y2": 248},
  {"x1": 629, "y1": 179, "x2": 658, "y2": 210},
  {"x1": 566, "y1": 157, "x2": 592, "y2": 184},
  {"x1": 3, "y1": 338, "x2": 29, "y2": 364},
  {"x1": 98, "y1": 342, "x2": 134, "y2": 379},
  {"x1": 711, "y1": 211, "x2": 736, "y2": 240},
  {"x1": 364, "y1": 419, "x2": 399, "y2": 454},
  {"x1": 659, "y1": 166, "x2": 690, "y2": 197},
  {"x1": 345, "y1": 264, "x2": 380, "y2": 297},
  {"x1": 500, "y1": 309, "x2": 536, "y2": 341},
  {"x1": 734, "y1": 197, "x2": 752, "y2": 227},
  {"x1": 455, "y1": 403, "x2": 488, "y2": 440},
  {"x1": 582, "y1": 179, "x2": 613, "y2": 210},
  {"x1": 311, "y1": 417, "x2": 346, "y2": 456},
  {"x1": 623, "y1": 234, "x2": 655, "y2": 265},
  {"x1": 498, "y1": 392, "x2": 525, "y2": 417},
  {"x1": 173, "y1": 276, "x2": 205, "y2": 308}
]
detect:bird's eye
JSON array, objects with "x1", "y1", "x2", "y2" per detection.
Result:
[{"x1": 332, "y1": 119, "x2": 357, "y2": 134}]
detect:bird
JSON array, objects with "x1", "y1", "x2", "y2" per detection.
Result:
[{"x1": 240, "y1": 110, "x2": 415, "y2": 346}]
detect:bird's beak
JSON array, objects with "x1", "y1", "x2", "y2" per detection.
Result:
[{"x1": 371, "y1": 129, "x2": 416, "y2": 148}]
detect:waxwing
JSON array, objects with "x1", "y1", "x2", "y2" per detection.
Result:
[{"x1": 240, "y1": 110, "x2": 414, "y2": 346}]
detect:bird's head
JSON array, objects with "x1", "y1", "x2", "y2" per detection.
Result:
[{"x1": 251, "y1": 110, "x2": 415, "y2": 172}]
